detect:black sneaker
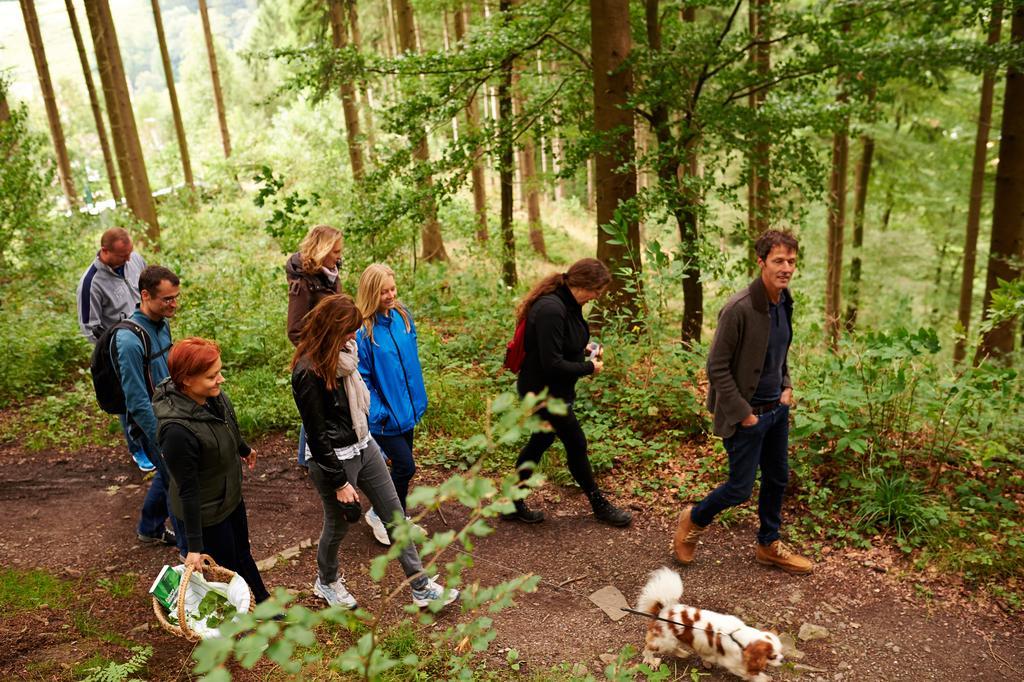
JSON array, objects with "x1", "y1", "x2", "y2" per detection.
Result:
[
  {"x1": 501, "y1": 499, "x2": 545, "y2": 524},
  {"x1": 138, "y1": 528, "x2": 177, "y2": 546},
  {"x1": 588, "y1": 491, "x2": 632, "y2": 527}
]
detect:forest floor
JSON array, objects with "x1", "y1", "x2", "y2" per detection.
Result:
[{"x1": 0, "y1": 433, "x2": 1021, "y2": 681}]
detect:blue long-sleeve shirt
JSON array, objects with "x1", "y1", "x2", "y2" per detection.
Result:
[{"x1": 116, "y1": 309, "x2": 172, "y2": 448}]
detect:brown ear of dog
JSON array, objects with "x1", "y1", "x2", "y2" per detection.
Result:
[{"x1": 742, "y1": 639, "x2": 774, "y2": 675}]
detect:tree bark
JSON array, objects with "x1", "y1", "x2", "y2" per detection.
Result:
[
  {"x1": 66, "y1": 0, "x2": 121, "y2": 203},
  {"x1": 453, "y1": 3, "x2": 488, "y2": 241},
  {"x1": 591, "y1": 0, "x2": 641, "y2": 321},
  {"x1": 956, "y1": 2, "x2": 1003, "y2": 364},
  {"x1": 84, "y1": 0, "x2": 135, "y2": 207},
  {"x1": 647, "y1": 0, "x2": 702, "y2": 343},
  {"x1": 747, "y1": 0, "x2": 770, "y2": 246},
  {"x1": 329, "y1": 0, "x2": 365, "y2": 182},
  {"x1": 844, "y1": 133, "x2": 874, "y2": 331},
  {"x1": 198, "y1": 0, "x2": 231, "y2": 158},
  {"x1": 977, "y1": 4, "x2": 1024, "y2": 363},
  {"x1": 824, "y1": 22, "x2": 850, "y2": 350},
  {"x1": 345, "y1": 0, "x2": 377, "y2": 157},
  {"x1": 393, "y1": 0, "x2": 448, "y2": 261},
  {"x1": 20, "y1": 0, "x2": 78, "y2": 205},
  {"x1": 84, "y1": 0, "x2": 159, "y2": 240},
  {"x1": 497, "y1": 0, "x2": 517, "y2": 285},
  {"x1": 151, "y1": 0, "x2": 193, "y2": 188}
]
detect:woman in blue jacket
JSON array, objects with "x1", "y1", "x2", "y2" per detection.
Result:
[{"x1": 355, "y1": 264, "x2": 428, "y2": 545}]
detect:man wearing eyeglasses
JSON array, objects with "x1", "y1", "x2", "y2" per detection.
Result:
[{"x1": 115, "y1": 265, "x2": 186, "y2": 552}]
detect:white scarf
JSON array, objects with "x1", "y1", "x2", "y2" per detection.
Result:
[{"x1": 337, "y1": 339, "x2": 370, "y2": 441}]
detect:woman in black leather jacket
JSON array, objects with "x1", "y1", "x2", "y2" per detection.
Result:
[{"x1": 291, "y1": 294, "x2": 458, "y2": 610}]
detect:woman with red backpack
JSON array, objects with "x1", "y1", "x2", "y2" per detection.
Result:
[{"x1": 505, "y1": 258, "x2": 632, "y2": 527}]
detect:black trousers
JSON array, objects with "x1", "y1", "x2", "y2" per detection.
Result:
[
  {"x1": 515, "y1": 405, "x2": 597, "y2": 494},
  {"x1": 201, "y1": 500, "x2": 270, "y2": 603}
]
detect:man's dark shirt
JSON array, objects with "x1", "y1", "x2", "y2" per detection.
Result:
[{"x1": 751, "y1": 289, "x2": 791, "y2": 404}]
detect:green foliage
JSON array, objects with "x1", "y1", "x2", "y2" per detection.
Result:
[
  {"x1": 192, "y1": 392, "x2": 546, "y2": 680},
  {"x1": 0, "y1": 76, "x2": 54, "y2": 269},
  {"x1": 78, "y1": 646, "x2": 152, "y2": 682},
  {"x1": 252, "y1": 165, "x2": 322, "y2": 255}
]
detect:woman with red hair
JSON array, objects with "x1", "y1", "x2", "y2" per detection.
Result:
[{"x1": 152, "y1": 337, "x2": 269, "y2": 602}]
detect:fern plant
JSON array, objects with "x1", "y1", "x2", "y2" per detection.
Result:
[{"x1": 80, "y1": 645, "x2": 153, "y2": 682}]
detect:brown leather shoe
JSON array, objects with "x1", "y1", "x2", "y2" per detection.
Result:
[
  {"x1": 672, "y1": 505, "x2": 707, "y2": 564},
  {"x1": 755, "y1": 540, "x2": 813, "y2": 574}
]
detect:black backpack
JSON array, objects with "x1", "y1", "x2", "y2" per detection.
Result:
[{"x1": 90, "y1": 320, "x2": 157, "y2": 415}]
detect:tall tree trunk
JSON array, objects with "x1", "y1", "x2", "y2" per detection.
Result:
[
  {"x1": 591, "y1": 0, "x2": 641, "y2": 320},
  {"x1": 0, "y1": 92, "x2": 9, "y2": 123},
  {"x1": 497, "y1": 0, "x2": 517, "y2": 286},
  {"x1": 746, "y1": 0, "x2": 770, "y2": 248},
  {"x1": 393, "y1": 0, "x2": 448, "y2": 261},
  {"x1": 84, "y1": 0, "x2": 159, "y2": 240},
  {"x1": 956, "y1": 2, "x2": 1004, "y2": 364},
  {"x1": 20, "y1": 0, "x2": 77, "y2": 205},
  {"x1": 329, "y1": 0, "x2": 365, "y2": 182},
  {"x1": 345, "y1": 0, "x2": 377, "y2": 157},
  {"x1": 84, "y1": 0, "x2": 135, "y2": 208},
  {"x1": 453, "y1": 3, "x2": 488, "y2": 241},
  {"x1": 647, "y1": 0, "x2": 702, "y2": 343},
  {"x1": 522, "y1": 132, "x2": 546, "y2": 258},
  {"x1": 824, "y1": 22, "x2": 850, "y2": 350},
  {"x1": 844, "y1": 133, "x2": 874, "y2": 331},
  {"x1": 151, "y1": 0, "x2": 193, "y2": 188},
  {"x1": 977, "y1": 4, "x2": 1024, "y2": 363},
  {"x1": 198, "y1": 0, "x2": 231, "y2": 158},
  {"x1": 66, "y1": 0, "x2": 121, "y2": 203}
]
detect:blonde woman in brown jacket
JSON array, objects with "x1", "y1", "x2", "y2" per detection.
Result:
[{"x1": 285, "y1": 225, "x2": 343, "y2": 466}]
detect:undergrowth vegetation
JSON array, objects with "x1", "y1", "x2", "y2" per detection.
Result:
[{"x1": 1, "y1": 182, "x2": 1022, "y2": 599}]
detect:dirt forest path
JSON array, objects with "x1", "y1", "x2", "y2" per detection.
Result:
[{"x1": 0, "y1": 435, "x2": 1021, "y2": 681}]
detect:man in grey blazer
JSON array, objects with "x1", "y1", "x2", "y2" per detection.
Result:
[{"x1": 673, "y1": 230, "x2": 812, "y2": 574}]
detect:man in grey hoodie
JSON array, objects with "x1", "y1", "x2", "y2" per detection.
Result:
[{"x1": 76, "y1": 228, "x2": 152, "y2": 471}]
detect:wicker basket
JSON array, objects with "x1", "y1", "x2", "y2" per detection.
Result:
[{"x1": 152, "y1": 554, "x2": 255, "y2": 641}]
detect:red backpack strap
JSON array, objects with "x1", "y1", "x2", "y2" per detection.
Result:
[{"x1": 503, "y1": 318, "x2": 527, "y2": 373}]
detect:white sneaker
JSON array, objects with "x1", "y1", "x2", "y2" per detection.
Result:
[
  {"x1": 365, "y1": 508, "x2": 391, "y2": 546},
  {"x1": 411, "y1": 576, "x2": 459, "y2": 608},
  {"x1": 313, "y1": 576, "x2": 357, "y2": 609}
]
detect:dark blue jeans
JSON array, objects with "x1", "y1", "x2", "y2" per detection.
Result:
[
  {"x1": 374, "y1": 430, "x2": 416, "y2": 512},
  {"x1": 691, "y1": 404, "x2": 790, "y2": 545},
  {"x1": 135, "y1": 433, "x2": 187, "y2": 556}
]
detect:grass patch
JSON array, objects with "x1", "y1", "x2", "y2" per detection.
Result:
[
  {"x1": 0, "y1": 567, "x2": 69, "y2": 613},
  {"x1": 97, "y1": 573, "x2": 138, "y2": 599}
]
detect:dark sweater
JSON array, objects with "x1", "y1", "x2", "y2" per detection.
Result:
[{"x1": 516, "y1": 285, "x2": 595, "y2": 402}]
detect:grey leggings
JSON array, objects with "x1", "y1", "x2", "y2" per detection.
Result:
[{"x1": 306, "y1": 438, "x2": 427, "y2": 589}]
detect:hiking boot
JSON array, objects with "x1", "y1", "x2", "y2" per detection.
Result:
[
  {"x1": 314, "y1": 576, "x2": 358, "y2": 608},
  {"x1": 672, "y1": 506, "x2": 707, "y2": 564},
  {"x1": 411, "y1": 576, "x2": 459, "y2": 609},
  {"x1": 755, "y1": 540, "x2": 813, "y2": 575},
  {"x1": 138, "y1": 528, "x2": 177, "y2": 547},
  {"x1": 502, "y1": 499, "x2": 545, "y2": 524},
  {"x1": 131, "y1": 449, "x2": 156, "y2": 472},
  {"x1": 587, "y1": 490, "x2": 632, "y2": 527},
  {"x1": 365, "y1": 508, "x2": 391, "y2": 546}
]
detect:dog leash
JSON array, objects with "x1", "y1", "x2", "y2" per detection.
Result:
[{"x1": 619, "y1": 607, "x2": 746, "y2": 648}]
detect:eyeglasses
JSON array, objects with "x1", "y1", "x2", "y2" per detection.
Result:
[{"x1": 159, "y1": 294, "x2": 180, "y2": 304}]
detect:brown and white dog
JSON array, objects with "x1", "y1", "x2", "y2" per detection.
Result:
[{"x1": 636, "y1": 568, "x2": 784, "y2": 682}]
